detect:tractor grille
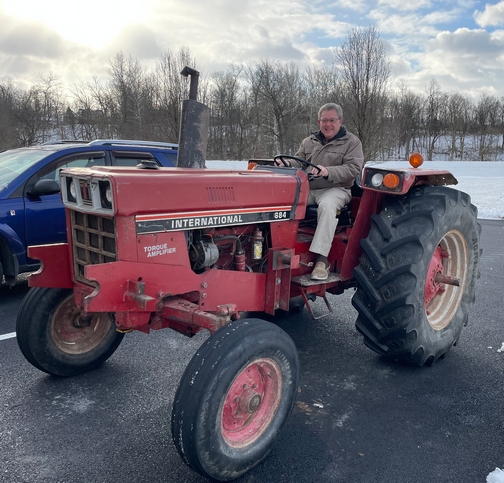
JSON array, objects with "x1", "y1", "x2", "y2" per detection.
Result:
[{"x1": 71, "y1": 210, "x2": 117, "y2": 282}]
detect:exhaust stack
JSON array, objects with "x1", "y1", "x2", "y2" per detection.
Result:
[{"x1": 176, "y1": 67, "x2": 210, "y2": 169}]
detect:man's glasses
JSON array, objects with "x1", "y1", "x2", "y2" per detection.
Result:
[{"x1": 319, "y1": 118, "x2": 341, "y2": 124}]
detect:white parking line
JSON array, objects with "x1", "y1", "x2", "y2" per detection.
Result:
[{"x1": 0, "y1": 332, "x2": 16, "y2": 341}]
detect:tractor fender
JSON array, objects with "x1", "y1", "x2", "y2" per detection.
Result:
[{"x1": 362, "y1": 166, "x2": 458, "y2": 196}]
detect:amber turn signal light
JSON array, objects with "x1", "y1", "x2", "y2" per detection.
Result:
[
  {"x1": 409, "y1": 152, "x2": 424, "y2": 168},
  {"x1": 383, "y1": 173, "x2": 400, "y2": 189}
]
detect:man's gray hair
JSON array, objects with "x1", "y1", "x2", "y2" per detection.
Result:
[{"x1": 318, "y1": 103, "x2": 343, "y2": 120}]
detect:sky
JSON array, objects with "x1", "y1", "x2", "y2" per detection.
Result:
[
  {"x1": 1, "y1": 0, "x2": 504, "y2": 98},
  {"x1": 208, "y1": 160, "x2": 504, "y2": 220}
]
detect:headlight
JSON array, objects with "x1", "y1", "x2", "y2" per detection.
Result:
[
  {"x1": 364, "y1": 169, "x2": 404, "y2": 192},
  {"x1": 67, "y1": 179, "x2": 77, "y2": 202},
  {"x1": 371, "y1": 173, "x2": 384, "y2": 187},
  {"x1": 99, "y1": 180, "x2": 113, "y2": 209}
]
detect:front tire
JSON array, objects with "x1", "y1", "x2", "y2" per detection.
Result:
[
  {"x1": 352, "y1": 186, "x2": 481, "y2": 366},
  {"x1": 171, "y1": 318, "x2": 299, "y2": 481},
  {"x1": 16, "y1": 287, "x2": 124, "y2": 376}
]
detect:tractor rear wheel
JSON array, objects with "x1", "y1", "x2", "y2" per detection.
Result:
[
  {"x1": 171, "y1": 318, "x2": 299, "y2": 481},
  {"x1": 352, "y1": 186, "x2": 481, "y2": 366},
  {"x1": 16, "y1": 287, "x2": 124, "y2": 376}
]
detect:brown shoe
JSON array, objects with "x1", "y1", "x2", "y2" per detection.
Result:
[{"x1": 311, "y1": 261, "x2": 330, "y2": 281}]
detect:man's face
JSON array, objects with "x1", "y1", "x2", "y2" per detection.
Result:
[{"x1": 317, "y1": 109, "x2": 342, "y2": 140}]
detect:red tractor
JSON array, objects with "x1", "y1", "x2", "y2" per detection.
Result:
[{"x1": 16, "y1": 152, "x2": 480, "y2": 481}]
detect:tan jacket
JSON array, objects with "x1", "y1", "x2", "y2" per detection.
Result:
[{"x1": 293, "y1": 129, "x2": 364, "y2": 190}]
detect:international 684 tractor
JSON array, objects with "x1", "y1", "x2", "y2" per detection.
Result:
[{"x1": 16, "y1": 70, "x2": 480, "y2": 482}]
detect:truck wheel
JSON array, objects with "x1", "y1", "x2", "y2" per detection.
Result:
[
  {"x1": 171, "y1": 318, "x2": 299, "y2": 481},
  {"x1": 16, "y1": 287, "x2": 124, "y2": 376},
  {"x1": 352, "y1": 186, "x2": 481, "y2": 366}
]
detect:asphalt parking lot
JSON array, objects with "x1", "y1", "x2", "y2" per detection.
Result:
[{"x1": 1, "y1": 219, "x2": 503, "y2": 483}]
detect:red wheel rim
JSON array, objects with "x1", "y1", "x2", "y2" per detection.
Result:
[
  {"x1": 424, "y1": 230, "x2": 468, "y2": 330},
  {"x1": 221, "y1": 358, "x2": 282, "y2": 448},
  {"x1": 425, "y1": 246, "x2": 446, "y2": 307},
  {"x1": 50, "y1": 294, "x2": 112, "y2": 354}
]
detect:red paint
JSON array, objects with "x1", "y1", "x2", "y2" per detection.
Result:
[
  {"x1": 221, "y1": 358, "x2": 281, "y2": 448},
  {"x1": 30, "y1": 161, "x2": 459, "y2": 336},
  {"x1": 425, "y1": 246, "x2": 445, "y2": 307},
  {"x1": 28, "y1": 243, "x2": 73, "y2": 288}
]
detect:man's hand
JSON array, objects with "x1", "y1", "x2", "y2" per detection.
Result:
[
  {"x1": 311, "y1": 165, "x2": 328, "y2": 177},
  {"x1": 274, "y1": 158, "x2": 290, "y2": 167}
]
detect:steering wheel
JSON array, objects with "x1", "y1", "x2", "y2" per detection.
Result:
[{"x1": 273, "y1": 155, "x2": 322, "y2": 176}]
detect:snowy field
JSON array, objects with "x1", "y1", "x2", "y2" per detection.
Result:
[{"x1": 207, "y1": 160, "x2": 504, "y2": 220}]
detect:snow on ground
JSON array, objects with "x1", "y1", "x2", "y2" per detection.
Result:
[{"x1": 207, "y1": 160, "x2": 504, "y2": 220}]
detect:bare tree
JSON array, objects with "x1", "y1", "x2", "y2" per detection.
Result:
[
  {"x1": 446, "y1": 92, "x2": 472, "y2": 160},
  {"x1": 69, "y1": 80, "x2": 114, "y2": 140},
  {"x1": 246, "y1": 60, "x2": 306, "y2": 156},
  {"x1": 209, "y1": 66, "x2": 245, "y2": 159},
  {"x1": 303, "y1": 64, "x2": 341, "y2": 130},
  {"x1": 107, "y1": 52, "x2": 151, "y2": 139},
  {"x1": 421, "y1": 79, "x2": 449, "y2": 160},
  {"x1": 473, "y1": 92, "x2": 500, "y2": 160},
  {"x1": 152, "y1": 47, "x2": 198, "y2": 143},
  {"x1": 34, "y1": 74, "x2": 66, "y2": 142},
  {"x1": 387, "y1": 82, "x2": 423, "y2": 159},
  {"x1": 0, "y1": 80, "x2": 19, "y2": 151},
  {"x1": 335, "y1": 25, "x2": 391, "y2": 160},
  {"x1": 4, "y1": 44, "x2": 501, "y2": 164},
  {"x1": 499, "y1": 97, "x2": 504, "y2": 151}
]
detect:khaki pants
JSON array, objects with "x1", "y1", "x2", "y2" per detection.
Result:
[{"x1": 307, "y1": 187, "x2": 352, "y2": 257}]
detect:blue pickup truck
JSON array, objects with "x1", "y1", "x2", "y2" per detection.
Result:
[{"x1": 0, "y1": 139, "x2": 177, "y2": 286}]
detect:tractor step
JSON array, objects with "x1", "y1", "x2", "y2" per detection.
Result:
[
  {"x1": 291, "y1": 272, "x2": 342, "y2": 320},
  {"x1": 291, "y1": 272, "x2": 343, "y2": 287}
]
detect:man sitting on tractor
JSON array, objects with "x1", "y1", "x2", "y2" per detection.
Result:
[{"x1": 275, "y1": 102, "x2": 365, "y2": 280}]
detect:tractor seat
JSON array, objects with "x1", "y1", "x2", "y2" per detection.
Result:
[
  {"x1": 303, "y1": 176, "x2": 362, "y2": 224},
  {"x1": 304, "y1": 203, "x2": 351, "y2": 219}
]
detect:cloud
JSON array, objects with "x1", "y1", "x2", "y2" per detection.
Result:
[
  {"x1": 369, "y1": 9, "x2": 439, "y2": 37},
  {"x1": 389, "y1": 54, "x2": 412, "y2": 77},
  {"x1": 0, "y1": 19, "x2": 67, "y2": 58},
  {"x1": 395, "y1": 27, "x2": 504, "y2": 96},
  {"x1": 422, "y1": 9, "x2": 460, "y2": 24},
  {"x1": 1, "y1": 0, "x2": 504, "y2": 101},
  {"x1": 108, "y1": 24, "x2": 163, "y2": 60},
  {"x1": 378, "y1": 0, "x2": 432, "y2": 11},
  {"x1": 474, "y1": 1, "x2": 504, "y2": 27},
  {"x1": 430, "y1": 27, "x2": 504, "y2": 59},
  {"x1": 145, "y1": 0, "x2": 335, "y2": 72},
  {"x1": 324, "y1": 0, "x2": 368, "y2": 12}
]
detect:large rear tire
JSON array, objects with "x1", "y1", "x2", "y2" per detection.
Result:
[
  {"x1": 352, "y1": 186, "x2": 481, "y2": 366},
  {"x1": 16, "y1": 287, "x2": 124, "y2": 376},
  {"x1": 171, "y1": 318, "x2": 299, "y2": 481}
]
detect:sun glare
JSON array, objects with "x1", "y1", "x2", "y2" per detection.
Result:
[{"x1": 4, "y1": 0, "x2": 157, "y2": 48}]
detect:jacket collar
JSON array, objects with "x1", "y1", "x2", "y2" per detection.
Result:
[{"x1": 314, "y1": 126, "x2": 347, "y2": 144}]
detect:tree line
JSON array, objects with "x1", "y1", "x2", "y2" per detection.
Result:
[{"x1": 1, "y1": 27, "x2": 504, "y2": 161}]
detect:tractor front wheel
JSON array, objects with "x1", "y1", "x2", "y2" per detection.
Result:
[
  {"x1": 352, "y1": 186, "x2": 481, "y2": 366},
  {"x1": 16, "y1": 287, "x2": 124, "y2": 376},
  {"x1": 171, "y1": 318, "x2": 299, "y2": 481}
]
